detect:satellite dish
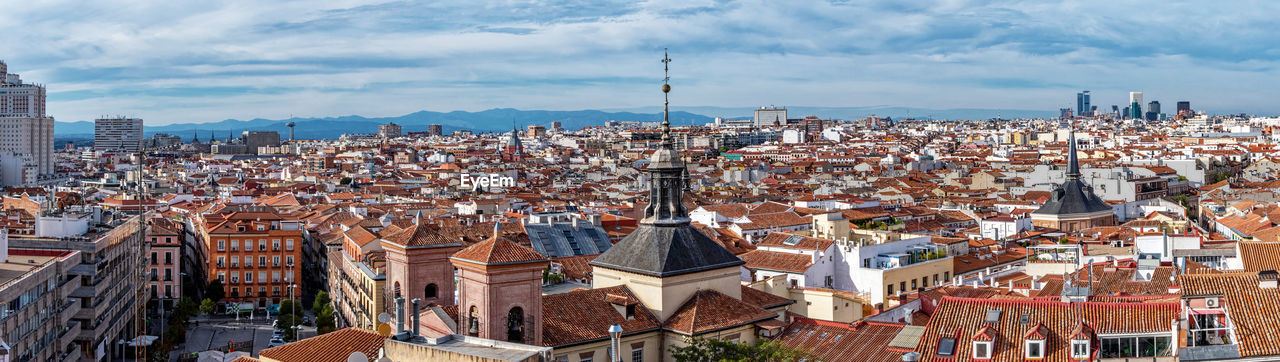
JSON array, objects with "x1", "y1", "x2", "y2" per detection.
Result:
[
  {"x1": 378, "y1": 313, "x2": 392, "y2": 324},
  {"x1": 376, "y1": 323, "x2": 393, "y2": 337},
  {"x1": 347, "y1": 351, "x2": 369, "y2": 362}
]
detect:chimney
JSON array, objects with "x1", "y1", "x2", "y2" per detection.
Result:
[
  {"x1": 410, "y1": 298, "x2": 421, "y2": 337},
  {"x1": 395, "y1": 297, "x2": 406, "y2": 335},
  {"x1": 903, "y1": 307, "x2": 914, "y2": 324},
  {"x1": 1260, "y1": 270, "x2": 1278, "y2": 289},
  {"x1": 0, "y1": 228, "x2": 8, "y2": 263}
]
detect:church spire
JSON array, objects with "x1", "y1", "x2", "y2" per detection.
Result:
[
  {"x1": 642, "y1": 49, "x2": 688, "y2": 225},
  {"x1": 1066, "y1": 126, "x2": 1080, "y2": 180}
]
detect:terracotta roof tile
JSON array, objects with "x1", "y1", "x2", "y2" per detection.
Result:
[
  {"x1": 1179, "y1": 271, "x2": 1280, "y2": 357},
  {"x1": 662, "y1": 289, "x2": 778, "y2": 335},
  {"x1": 775, "y1": 318, "x2": 905, "y2": 362},
  {"x1": 258, "y1": 327, "x2": 384, "y2": 362},
  {"x1": 451, "y1": 235, "x2": 547, "y2": 265},
  {"x1": 916, "y1": 297, "x2": 1179, "y2": 361},
  {"x1": 740, "y1": 250, "x2": 813, "y2": 273},
  {"x1": 541, "y1": 286, "x2": 661, "y2": 347}
]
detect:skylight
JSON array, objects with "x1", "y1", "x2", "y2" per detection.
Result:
[
  {"x1": 783, "y1": 235, "x2": 804, "y2": 246},
  {"x1": 937, "y1": 337, "x2": 957, "y2": 356}
]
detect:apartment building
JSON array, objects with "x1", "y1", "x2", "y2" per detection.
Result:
[
  {"x1": 93, "y1": 117, "x2": 143, "y2": 153},
  {"x1": 199, "y1": 206, "x2": 303, "y2": 309},
  {"x1": 0, "y1": 61, "x2": 55, "y2": 186},
  {"x1": 0, "y1": 245, "x2": 82, "y2": 362},
  {"x1": 7, "y1": 214, "x2": 150, "y2": 361},
  {"x1": 147, "y1": 218, "x2": 182, "y2": 308}
]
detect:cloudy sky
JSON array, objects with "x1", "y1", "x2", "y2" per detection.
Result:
[{"x1": 1, "y1": 0, "x2": 1276, "y2": 125}]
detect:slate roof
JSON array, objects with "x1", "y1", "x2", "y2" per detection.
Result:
[
  {"x1": 589, "y1": 223, "x2": 745, "y2": 278},
  {"x1": 1032, "y1": 179, "x2": 1114, "y2": 215}
]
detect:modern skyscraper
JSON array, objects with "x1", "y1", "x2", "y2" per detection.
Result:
[
  {"x1": 1077, "y1": 91, "x2": 1091, "y2": 116},
  {"x1": 0, "y1": 61, "x2": 55, "y2": 186},
  {"x1": 1146, "y1": 101, "x2": 1161, "y2": 121},
  {"x1": 94, "y1": 117, "x2": 144, "y2": 152},
  {"x1": 427, "y1": 124, "x2": 443, "y2": 136},
  {"x1": 1177, "y1": 101, "x2": 1191, "y2": 115},
  {"x1": 1129, "y1": 92, "x2": 1143, "y2": 119}
]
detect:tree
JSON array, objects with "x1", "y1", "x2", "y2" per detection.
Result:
[
  {"x1": 277, "y1": 299, "x2": 305, "y2": 341},
  {"x1": 340, "y1": 177, "x2": 353, "y2": 185},
  {"x1": 205, "y1": 280, "x2": 225, "y2": 302},
  {"x1": 670, "y1": 336, "x2": 814, "y2": 362},
  {"x1": 200, "y1": 298, "x2": 216, "y2": 316},
  {"x1": 312, "y1": 291, "x2": 331, "y2": 314},
  {"x1": 315, "y1": 305, "x2": 337, "y2": 335}
]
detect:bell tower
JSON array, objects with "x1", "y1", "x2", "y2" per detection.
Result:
[{"x1": 450, "y1": 224, "x2": 548, "y2": 345}]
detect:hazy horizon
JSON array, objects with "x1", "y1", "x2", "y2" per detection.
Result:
[{"x1": 4, "y1": 1, "x2": 1276, "y2": 125}]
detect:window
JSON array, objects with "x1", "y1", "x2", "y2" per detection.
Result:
[
  {"x1": 944, "y1": 272, "x2": 950, "y2": 282},
  {"x1": 900, "y1": 281, "x2": 906, "y2": 293},
  {"x1": 165, "y1": 252, "x2": 172, "y2": 265},
  {"x1": 286, "y1": 256, "x2": 294, "y2": 266},
  {"x1": 217, "y1": 256, "x2": 225, "y2": 268},
  {"x1": 259, "y1": 256, "x2": 266, "y2": 266},
  {"x1": 165, "y1": 269, "x2": 172, "y2": 281},
  {"x1": 887, "y1": 284, "x2": 894, "y2": 296},
  {"x1": 1072, "y1": 340, "x2": 1090, "y2": 359},
  {"x1": 912, "y1": 279, "x2": 918, "y2": 290},
  {"x1": 151, "y1": 252, "x2": 157, "y2": 265},
  {"x1": 578, "y1": 351, "x2": 594, "y2": 362},
  {"x1": 245, "y1": 272, "x2": 253, "y2": 283},
  {"x1": 217, "y1": 272, "x2": 225, "y2": 283},
  {"x1": 937, "y1": 337, "x2": 956, "y2": 356},
  {"x1": 231, "y1": 256, "x2": 239, "y2": 268},
  {"x1": 1025, "y1": 340, "x2": 1044, "y2": 359},
  {"x1": 973, "y1": 341, "x2": 992, "y2": 359},
  {"x1": 631, "y1": 342, "x2": 644, "y2": 361},
  {"x1": 425, "y1": 284, "x2": 438, "y2": 299},
  {"x1": 286, "y1": 239, "x2": 294, "y2": 251},
  {"x1": 273, "y1": 240, "x2": 280, "y2": 251},
  {"x1": 257, "y1": 224, "x2": 265, "y2": 231},
  {"x1": 218, "y1": 240, "x2": 225, "y2": 251},
  {"x1": 554, "y1": 356, "x2": 568, "y2": 362},
  {"x1": 863, "y1": 258, "x2": 871, "y2": 268},
  {"x1": 273, "y1": 256, "x2": 280, "y2": 267},
  {"x1": 1100, "y1": 336, "x2": 1172, "y2": 358},
  {"x1": 231, "y1": 240, "x2": 238, "y2": 251},
  {"x1": 259, "y1": 240, "x2": 266, "y2": 251},
  {"x1": 934, "y1": 273, "x2": 940, "y2": 285},
  {"x1": 231, "y1": 287, "x2": 238, "y2": 297}
]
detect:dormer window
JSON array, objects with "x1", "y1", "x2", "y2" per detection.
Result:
[
  {"x1": 973, "y1": 341, "x2": 992, "y2": 359},
  {"x1": 1025, "y1": 339, "x2": 1045, "y2": 359},
  {"x1": 1071, "y1": 340, "x2": 1091, "y2": 359}
]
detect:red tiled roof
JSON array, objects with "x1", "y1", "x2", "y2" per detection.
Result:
[
  {"x1": 775, "y1": 318, "x2": 905, "y2": 362},
  {"x1": 740, "y1": 250, "x2": 813, "y2": 273},
  {"x1": 740, "y1": 286, "x2": 794, "y2": 310},
  {"x1": 1238, "y1": 241, "x2": 1280, "y2": 272},
  {"x1": 541, "y1": 286, "x2": 661, "y2": 347},
  {"x1": 916, "y1": 297, "x2": 1179, "y2": 361},
  {"x1": 257, "y1": 327, "x2": 383, "y2": 362},
  {"x1": 1179, "y1": 272, "x2": 1280, "y2": 357},
  {"x1": 662, "y1": 289, "x2": 778, "y2": 335},
  {"x1": 450, "y1": 235, "x2": 547, "y2": 265}
]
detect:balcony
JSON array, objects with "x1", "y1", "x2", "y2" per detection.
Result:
[{"x1": 60, "y1": 299, "x2": 81, "y2": 325}]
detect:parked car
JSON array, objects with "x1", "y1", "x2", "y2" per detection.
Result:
[
  {"x1": 267, "y1": 338, "x2": 286, "y2": 348},
  {"x1": 301, "y1": 316, "x2": 311, "y2": 326}
]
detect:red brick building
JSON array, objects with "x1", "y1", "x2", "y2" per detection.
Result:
[{"x1": 200, "y1": 206, "x2": 303, "y2": 308}]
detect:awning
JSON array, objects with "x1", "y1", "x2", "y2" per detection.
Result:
[{"x1": 755, "y1": 319, "x2": 787, "y2": 331}]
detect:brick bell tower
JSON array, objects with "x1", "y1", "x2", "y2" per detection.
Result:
[{"x1": 449, "y1": 223, "x2": 548, "y2": 345}]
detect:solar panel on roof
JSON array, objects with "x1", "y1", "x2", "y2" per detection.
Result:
[{"x1": 783, "y1": 235, "x2": 804, "y2": 245}]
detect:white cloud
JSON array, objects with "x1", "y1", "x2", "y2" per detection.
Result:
[{"x1": 0, "y1": 0, "x2": 1276, "y2": 125}]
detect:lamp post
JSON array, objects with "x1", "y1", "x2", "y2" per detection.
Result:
[{"x1": 608, "y1": 324, "x2": 623, "y2": 362}]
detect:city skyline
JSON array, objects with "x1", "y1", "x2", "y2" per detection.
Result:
[{"x1": 3, "y1": 1, "x2": 1278, "y2": 125}]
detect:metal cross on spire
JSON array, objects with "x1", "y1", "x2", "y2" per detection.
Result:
[{"x1": 661, "y1": 48, "x2": 672, "y2": 144}]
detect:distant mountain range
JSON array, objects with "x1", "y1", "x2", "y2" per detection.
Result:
[
  {"x1": 53, "y1": 106, "x2": 1057, "y2": 140},
  {"x1": 599, "y1": 105, "x2": 1059, "y2": 121},
  {"x1": 53, "y1": 108, "x2": 715, "y2": 140}
]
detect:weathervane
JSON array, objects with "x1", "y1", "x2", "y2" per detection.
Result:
[{"x1": 661, "y1": 48, "x2": 672, "y2": 144}]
